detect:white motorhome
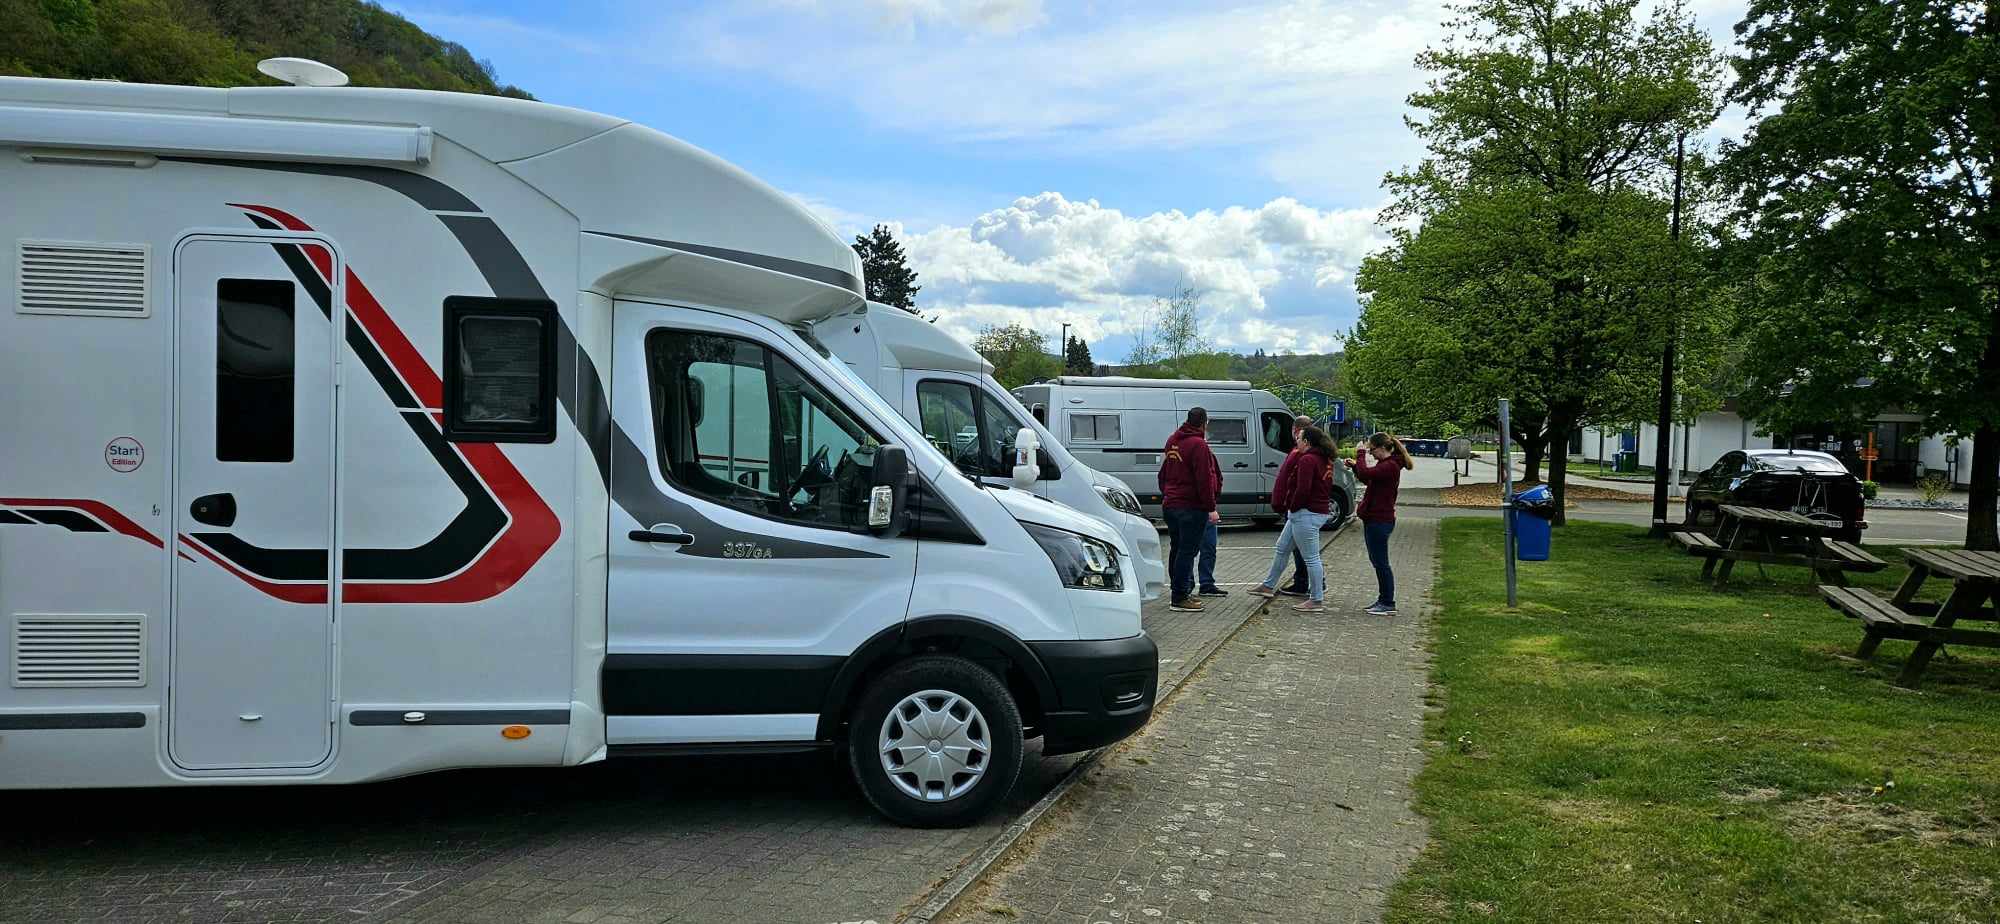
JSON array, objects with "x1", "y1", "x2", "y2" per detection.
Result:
[
  {"x1": 1014, "y1": 377, "x2": 1359, "y2": 526},
  {"x1": 0, "y1": 69, "x2": 1156, "y2": 827},
  {"x1": 812, "y1": 304, "x2": 1168, "y2": 600}
]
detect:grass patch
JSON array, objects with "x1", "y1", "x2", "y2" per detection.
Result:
[{"x1": 1390, "y1": 520, "x2": 2000, "y2": 924}]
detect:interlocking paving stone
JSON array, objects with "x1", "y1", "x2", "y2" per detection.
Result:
[
  {"x1": 0, "y1": 528, "x2": 1291, "y2": 924},
  {"x1": 939, "y1": 519, "x2": 1436, "y2": 924}
]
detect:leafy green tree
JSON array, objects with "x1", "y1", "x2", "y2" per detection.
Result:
[
  {"x1": 1721, "y1": 0, "x2": 1999, "y2": 549},
  {"x1": 1358, "y1": 0, "x2": 1722, "y2": 520},
  {"x1": 1063, "y1": 335, "x2": 1094, "y2": 375},
  {"x1": 851, "y1": 224, "x2": 922, "y2": 310},
  {"x1": 0, "y1": 0, "x2": 532, "y2": 95},
  {"x1": 974, "y1": 323, "x2": 1061, "y2": 389}
]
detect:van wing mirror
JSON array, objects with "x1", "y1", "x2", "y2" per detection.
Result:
[
  {"x1": 1037, "y1": 447, "x2": 1062, "y2": 482},
  {"x1": 1011, "y1": 428, "x2": 1043, "y2": 489},
  {"x1": 867, "y1": 444, "x2": 908, "y2": 538}
]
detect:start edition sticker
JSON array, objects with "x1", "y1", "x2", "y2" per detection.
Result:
[{"x1": 105, "y1": 436, "x2": 144, "y2": 473}]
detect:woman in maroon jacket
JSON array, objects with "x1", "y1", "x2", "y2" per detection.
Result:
[
  {"x1": 1348, "y1": 432, "x2": 1414, "y2": 616},
  {"x1": 1248, "y1": 426, "x2": 1337, "y2": 612}
]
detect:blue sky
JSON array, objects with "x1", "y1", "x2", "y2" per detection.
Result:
[{"x1": 392, "y1": 0, "x2": 1747, "y2": 359}]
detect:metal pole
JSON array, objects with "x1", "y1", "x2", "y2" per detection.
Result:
[
  {"x1": 1649, "y1": 132, "x2": 1686, "y2": 536},
  {"x1": 1501, "y1": 398, "x2": 1517, "y2": 608}
]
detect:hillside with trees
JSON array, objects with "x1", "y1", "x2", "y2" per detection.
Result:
[{"x1": 0, "y1": 0, "x2": 530, "y2": 96}]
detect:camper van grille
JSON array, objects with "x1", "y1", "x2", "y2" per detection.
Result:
[
  {"x1": 11, "y1": 616, "x2": 145, "y2": 687},
  {"x1": 17, "y1": 241, "x2": 150, "y2": 316}
]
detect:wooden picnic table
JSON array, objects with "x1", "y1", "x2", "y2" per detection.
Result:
[
  {"x1": 1671, "y1": 504, "x2": 1886, "y2": 589},
  {"x1": 1822, "y1": 549, "x2": 2000, "y2": 687}
]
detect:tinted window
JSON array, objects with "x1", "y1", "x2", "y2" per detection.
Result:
[
  {"x1": 1759, "y1": 454, "x2": 1848, "y2": 474},
  {"x1": 1261, "y1": 412, "x2": 1295, "y2": 452},
  {"x1": 1070, "y1": 413, "x2": 1120, "y2": 442},
  {"x1": 1208, "y1": 417, "x2": 1249, "y2": 446},
  {"x1": 443, "y1": 297, "x2": 557, "y2": 443},
  {"x1": 918, "y1": 380, "x2": 983, "y2": 472},
  {"x1": 648, "y1": 330, "x2": 882, "y2": 531},
  {"x1": 975, "y1": 389, "x2": 1024, "y2": 473},
  {"x1": 216, "y1": 278, "x2": 296, "y2": 462}
]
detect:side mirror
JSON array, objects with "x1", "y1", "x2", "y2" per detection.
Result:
[
  {"x1": 867, "y1": 445, "x2": 908, "y2": 538},
  {"x1": 1037, "y1": 447, "x2": 1062, "y2": 482},
  {"x1": 1011, "y1": 427, "x2": 1042, "y2": 490}
]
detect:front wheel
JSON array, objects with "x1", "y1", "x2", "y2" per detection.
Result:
[
  {"x1": 847, "y1": 655, "x2": 1024, "y2": 828},
  {"x1": 1326, "y1": 492, "x2": 1351, "y2": 530}
]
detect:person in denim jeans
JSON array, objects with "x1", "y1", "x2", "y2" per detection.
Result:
[
  {"x1": 1348, "y1": 432, "x2": 1413, "y2": 616},
  {"x1": 1248, "y1": 427, "x2": 1337, "y2": 611},
  {"x1": 1159, "y1": 408, "x2": 1220, "y2": 611}
]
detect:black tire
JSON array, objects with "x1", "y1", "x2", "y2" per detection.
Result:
[
  {"x1": 847, "y1": 655, "x2": 1024, "y2": 828},
  {"x1": 1327, "y1": 491, "x2": 1350, "y2": 530},
  {"x1": 1252, "y1": 516, "x2": 1279, "y2": 530}
]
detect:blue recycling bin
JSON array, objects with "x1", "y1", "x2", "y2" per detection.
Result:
[{"x1": 1512, "y1": 484, "x2": 1554, "y2": 561}]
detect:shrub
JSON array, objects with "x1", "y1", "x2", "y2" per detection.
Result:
[
  {"x1": 1860, "y1": 480, "x2": 1880, "y2": 501},
  {"x1": 1916, "y1": 473, "x2": 1952, "y2": 504}
]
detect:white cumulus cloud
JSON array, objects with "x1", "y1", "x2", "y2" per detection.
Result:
[{"x1": 894, "y1": 192, "x2": 1386, "y2": 356}]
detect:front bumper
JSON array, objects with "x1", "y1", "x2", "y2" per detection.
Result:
[
  {"x1": 1027, "y1": 633, "x2": 1159, "y2": 755},
  {"x1": 1118, "y1": 512, "x2": 1168, "y2": 601}
]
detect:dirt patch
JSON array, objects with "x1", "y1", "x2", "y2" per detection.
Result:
[
  {"x1": 1784, "y1": 793, "x2": 2000, "y2": 849},
  {"x1": 1721, "y1": 787, "x2": 1784, "y2": 805},
  {"x1": 1541, "y1": 798, "x2": 1629, "y2": 826},
  {"x1": 1439, "y1": 482, "x2": 1649, "y2": 507}
]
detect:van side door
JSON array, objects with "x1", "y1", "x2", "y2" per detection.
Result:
[{"x1": 605, "y1": 302, "x2": 918, "y2": 746}]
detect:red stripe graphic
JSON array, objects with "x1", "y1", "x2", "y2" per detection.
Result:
[
  {"x1": 173, "y1": 203, "x2": 562, "y2": 604},
  {"x1": 0, "y1": 498, "x2": 164, "y2": 548}
]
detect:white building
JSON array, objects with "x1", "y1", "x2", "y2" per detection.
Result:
[{"x1": 1578, "y1": 402, "x2": 1980, "y2": 487}]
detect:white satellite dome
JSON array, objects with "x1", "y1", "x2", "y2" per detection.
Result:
[{"x1": 256, "y1": 57, "x2": 349, "y2": 88}]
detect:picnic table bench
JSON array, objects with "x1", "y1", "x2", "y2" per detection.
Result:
[
  {"x1": 1670, "y1": 504, "x2": 1886, "y2": 589},
  {"x1": 1821, "y1": 549, "x2": 2000, "y2": 688}
]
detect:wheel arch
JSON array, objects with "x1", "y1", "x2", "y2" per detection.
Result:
[{"x1": 815, "y1": 616, "x2": 1059, "y2": 740}]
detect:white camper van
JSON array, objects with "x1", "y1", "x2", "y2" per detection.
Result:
[
  {"x1": 812, "y1": 304, "x2": 1168, "y2": 600},
  {"x1": 1014, "y1": 377, "x2": 1359, "y2": 526},
  {"x1": 0, "y1": 70, "x2": 1155, "y2": 827}
]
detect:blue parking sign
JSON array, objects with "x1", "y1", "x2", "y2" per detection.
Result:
[{"x1": 1329, "y1": 400, "x2": 1346, "y2": 424}]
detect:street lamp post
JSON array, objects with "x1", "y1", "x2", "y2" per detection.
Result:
[
  {"x1": 1649, "y1": 132, "x2": 1686, "y2": 537},
  {"x1": 1059, "y1": 322, "x2": 1071, "y2": 374}
]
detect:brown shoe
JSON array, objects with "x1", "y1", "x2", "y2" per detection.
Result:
[{"x1": 1168, "y1": 597, "x2": 1205, "y2": 612}]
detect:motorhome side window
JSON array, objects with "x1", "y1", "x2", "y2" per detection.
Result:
[
  {"x1": 442, "y1": 297, "x2": 557, "y2": 443},
  {"x1": 1069, "y1": 413, "x2": 1120, "y2": 442},
  {"x1": 647, "y1": 330, "x2": 882, "y2": 531},
  {"x1": 1261, "y1": 412, "x2": 1295, "y2": 452},
  {"x1": 1208, "y1": 417, "x2": 1249, "y2": 446},
  {"x1": 216, "y1": 278, "x2": 296, "y2": 462}
]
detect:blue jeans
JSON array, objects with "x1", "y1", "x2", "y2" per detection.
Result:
[
  {"x1": 1163, "y1": 507, "x2": 1208, "y2": 602},
  {"x1": 1261, "y1": 510, "x2": 1328, "y2": 602},
  {"x1": 1363, "y1": 520, "x2": 1396, "y2": 607},
  {"x1": 1199, "y1": 521, "x2": 1220, "y2": 590}
]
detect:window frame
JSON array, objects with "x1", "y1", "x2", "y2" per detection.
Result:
[
  {"x1": 1069, "y1": 412, "x2": 1121, "y2": 443},
  {"x1": 441, "y1": 296, "x2": 559, "y2": 444},
  {"x1": 1207, "y1": 416, "x2": 1250, "y2": 447},
  {"x1": 645, "y1": 328, "x2": 887, "y2": 533}
]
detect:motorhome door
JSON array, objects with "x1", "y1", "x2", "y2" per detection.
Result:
[{"x1": 170, "y1": 235, "x2": 338, "y2": 771}]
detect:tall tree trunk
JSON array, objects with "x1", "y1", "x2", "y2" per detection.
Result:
[
  {"x1": 1546, "y1": 411, "x2": 1575, "y2": 526},
  {"x1": 1522, "y1": 435, "x2": 1545, "y2": 485},
  {"x1": 1969, "y1": 425, "x2": 1998, "y2": 551}
]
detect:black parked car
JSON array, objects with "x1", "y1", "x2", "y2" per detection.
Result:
[{"x1": 1683, "y1": 449, "x2": 1868, "y2": 543}]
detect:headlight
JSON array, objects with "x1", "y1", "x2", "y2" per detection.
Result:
[
  {"x1": 1024, "y1": 523, "x2": 1124, "y2": 592},
  {"x1": 1094, "y1": 483, "x2": 1144, "y2": 516}
]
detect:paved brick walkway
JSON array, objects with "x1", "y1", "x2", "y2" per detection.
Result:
[
  {"x1": 940, "y1": 520, "x2": 1436, "y2": 924},
  {"x1": 0, "y1": 529, "x2": 1288, "y2": 924}
]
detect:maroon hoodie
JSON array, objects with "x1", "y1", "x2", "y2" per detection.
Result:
[
  {"x1": 1160, "y1": 424, "x2": 1218, "y2": 511},
  {"x1": 1273, "y1": 448, "x2": 1333, "y2": 514}
]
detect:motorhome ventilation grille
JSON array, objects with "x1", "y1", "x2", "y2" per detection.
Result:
[
  {"x1": 11, "y1": 616, "x2": 145, "y2": 687},
  {"x1": 17, "y1": 241, "x2": 150, "y2": 316}
]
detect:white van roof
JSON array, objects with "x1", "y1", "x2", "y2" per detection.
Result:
[
  {"x1": 0, "y1": 78, "x2": 864, "y2": 321},
  {"x1": 1054, "y1": 376, "x2": 1252, "y2": 390}
]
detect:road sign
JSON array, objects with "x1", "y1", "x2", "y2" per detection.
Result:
[
  {"x1": 1329, "y1": 400, "x2": 1346, "y2": 424},
  {"x1": 1860, "y1": 448, "x2": 1879, "y2": 461}
]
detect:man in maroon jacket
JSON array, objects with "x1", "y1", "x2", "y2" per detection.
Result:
[{"x1": 1161, "y1": 407, "x2": 1220, "y2": 611}]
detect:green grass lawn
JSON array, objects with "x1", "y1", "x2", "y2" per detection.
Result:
[{"x1": 1390, "y1": 519, "x2": 2000, "y2": 924}]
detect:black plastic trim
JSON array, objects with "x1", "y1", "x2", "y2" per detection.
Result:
[
  {"x1": 604, "y1": 653, "x2": 845, "y2": 716},
  {"x1": 0, "y1": 712, "x2": 146, "y2": 730},
  {"x1": 811, "y1": 616, "x2": 1061, "y2": 741},
  {"x1": 349, "y1": 709, "x2": 570, "y2": 726},
  {"x1": 610, "y1": 741, "x2": 832, "y2": 758},
  {"x1": 1027, "y1": 633, "x2": 1158, "y2": 755}
]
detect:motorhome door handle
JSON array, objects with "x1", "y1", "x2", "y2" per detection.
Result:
[
  {"x1": 1264, "y1": 462, "x2": 1279, "y2": 468},
  {"x1": 629, "y1": 529, "x2": 694, "y2": 545},
  {"x1": 1233, "y1": 462, "x2": 1249, "y2": 469},
  {"x1": 190, "y1": 493, "x2": 237, "y2": 527}
]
